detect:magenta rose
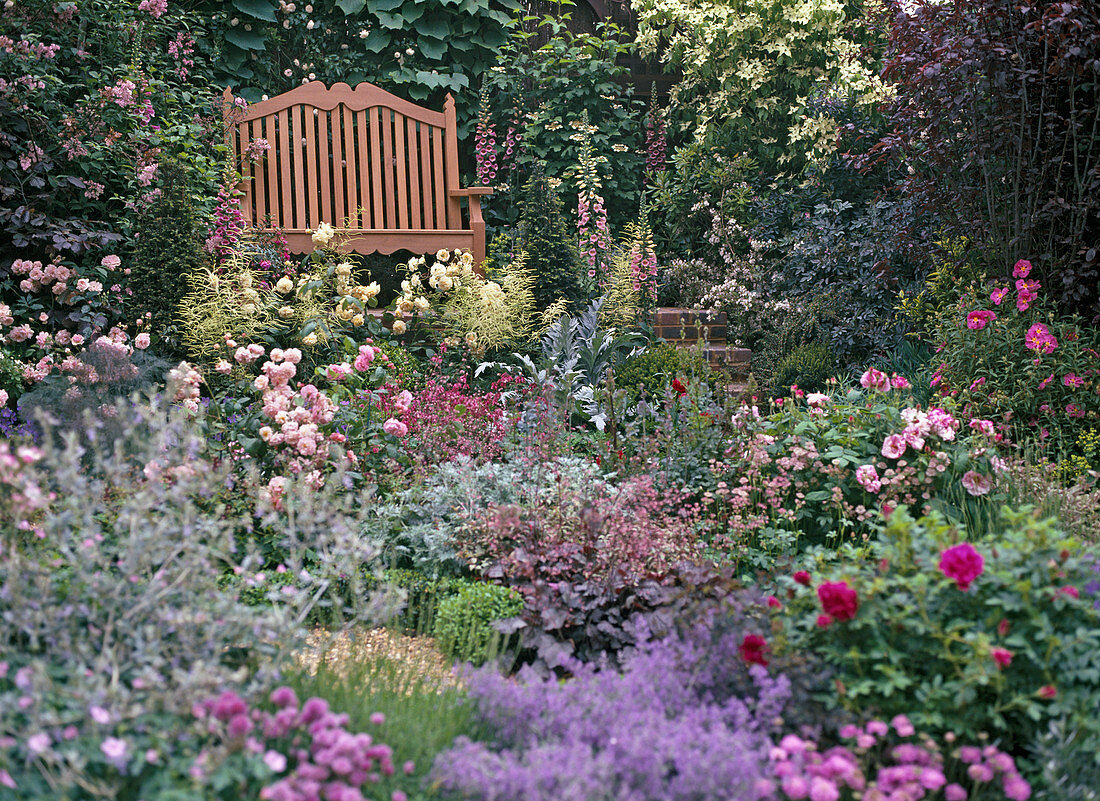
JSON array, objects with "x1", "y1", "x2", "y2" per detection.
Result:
[
  {"x1": 939, "y1": 542, "x2": 984, "y2": 590},
  {"x1": 817, "y1": 581, "x2": 859, "y2": 622}
]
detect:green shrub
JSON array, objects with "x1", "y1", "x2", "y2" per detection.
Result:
[
  {"x1": 382, "y1": 568, "x2": 467, "y2": 635},
  {"x1": 771, "y1": 341, "x2": 834, "y2": 397},
  {"x1": 374, "y1": 340, "x2": 424, "y2": 392},
  {"x1": 434, "y1": 580, "x2": 523, "y2": 665},
  {"x1": 779, "y1": 507, "x2": 1100, "y2": 761},
  {"x1": 510, "y1": 170, "x2": 586, "y2": 312},
  {"x1": 615, "y1": 342, "x2": 716, "y2": 396},
  {"x1": 128, "y1": 160, "x2": 207, "y2": 354}
]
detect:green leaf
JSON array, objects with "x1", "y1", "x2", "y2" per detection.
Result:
[
  {"x1": 374, "y1": 10, "x2": 405, "y2": 28},
  {"x1": 417, "y1": 37, "x2": 447, "y2": 60},
  {"x1": 367, "y1": 0, "x2": 404, "y2": 10},
  {"x1": 223, "y1": 27, "x2": 267, "y2": 51},
  {"x1": 233, "y1": 0, "x2": 277, "y2": 22},
  {"x1": 416, "y1": 15, "x2": 450, "y2": 40},
  {"x1": 336, "y1": 0, "x2": 368, "y2": 13},
  {"x1": 361, "y1": 29, "x2": 391, "y2": 53}
]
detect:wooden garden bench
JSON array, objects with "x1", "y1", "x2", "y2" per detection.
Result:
[{"x1": 223, "y1": 81, "x2": 492, "y2": 265}]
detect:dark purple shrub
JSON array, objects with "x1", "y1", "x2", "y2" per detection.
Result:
[{"x1": 869, "y1": 0, "x2": 1100, "y2": 316}]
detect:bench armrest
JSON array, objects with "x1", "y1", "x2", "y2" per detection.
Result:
[{"x1": 449, "y1": 187, "x2": 494, "y2": 197}]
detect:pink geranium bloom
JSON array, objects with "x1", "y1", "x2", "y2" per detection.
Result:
[
  {"x1": 939, "y1": 542, "x2": 984, "y2": 590},
  {"x1": 1024, "y1": 323, "x2": 1057, "y2": 354},
  {"x1": 1066, "y1": 404, "x2": 1085, "y2": 418},
  {"x1": 990, "y1": 287, "x2": 1009, "y2": 305},
  {"x1": 1038, "y1": 373, "x2": 1054, "y2": 390},
  {"x1": 1063, "y1": 373, "x2": 1084, "y2": 388},
  {"x1": 1012, "y1": 259, "x2": 1032, "y2": 278},
  {"x1": 966, "y1": 310, "x2": 997, "y2": 330}
]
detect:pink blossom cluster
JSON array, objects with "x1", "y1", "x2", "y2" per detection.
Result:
[
  {"x1": 859, "y1": 368, "x2": 910, "y2": 392},
  {"x1": 1023, "y1": 323, "x2": 1058, "y2": 354},
  {"x1": 0, "y1": 36, "x2": 61, "y2": 60},
  {"x1": 628, "y1": 238, "x2": 658, "y2": 297},
  {"x1": 104, "y1": 79, "x2": 137, "y2": 108},
  {"x1": 881, "y1": 407, "x2": 958, "y2": 460},
  {"x1": 965, "y1": 310, "x2": 996, "y2": 330},
  {"x1": 644, "y1": 105, "x2": 667, "y2": 173},
  {"x1": 205, "y1": 184, "x2": 246, "y2": 260},
  {"x1": 196, "y1": 688, "x2": 410, "y2": 801},
  {"x1": 168, "y1": 31, "x2": 195, "y2": 80},
  {"x1": 137, "y1": 0, "x2": 168, "y2": 19},
  {"x1": 577, "y1": 191, "x2": 611, "y2": 280},
  {"x1": 768, "y1": 721, "x2": 1029, "y2": 801},
  {"x1": 474, "y1": 91, "x2": 497, "y2": 185},
  {"x1": 9, "y1": 258, "x2": 75, "y2": 295},
  {"x1": 168, "y1": 361, "x2": 203, "y2": 413},
  {"x1": 0, "y1": 440, "x2": 51, "y2": 534}
]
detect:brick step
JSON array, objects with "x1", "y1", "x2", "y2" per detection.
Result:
[{"x1": 652, "y1": 307, "x2": 727, "y2": 345}]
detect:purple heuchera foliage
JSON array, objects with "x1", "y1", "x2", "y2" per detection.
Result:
[{"x1": 431, "y1": 616, "x2": 786, "y2": 801}]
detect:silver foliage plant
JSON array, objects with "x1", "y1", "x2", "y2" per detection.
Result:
[{"x1": 0, "y1": 398, "x2": 390, "y2": 794}]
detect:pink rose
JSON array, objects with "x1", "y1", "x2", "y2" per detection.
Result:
[
  {"x1": 961, "y1": 470, "x2": 992, "y2": 496},
  {"x1": 382, "y1": 418, "x2": 408, "y2": 437},
  {"x1": 101, "y1": 255, "x2": 121, "y2": 269},
  {"x1": 134, "y1": 333, "x2": 150, "y2": 350},
  {"x1": 881, "y1": 433, "x2": 907, "y2": 459},
  {"x1": 860, "y1": 368, "x2": 890, "y2": 391}
]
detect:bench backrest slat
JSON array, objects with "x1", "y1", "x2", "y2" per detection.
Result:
[{"x1": 225, "y1": 82, "x2": 461, "y2": 234}]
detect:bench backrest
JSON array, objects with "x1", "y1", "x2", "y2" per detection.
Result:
[{"x1": 223, "y1": 82, "x2": 464, "y2": 234}]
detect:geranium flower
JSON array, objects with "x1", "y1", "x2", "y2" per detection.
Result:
[
  {"x1": 817, "y1": 581, "x2": 859, "y2": 621},
  {"x1": 1012, "y1": 259, "x2": 1032, "y2": 278},
  {"x1": 990, "y1": 286, "x2": 1009, "y2": 305},
  {"x1": 1063, "y1": 373, "x2": 1084, "y2": 388},
  {"x1": 1066, "y1": 404, "x2": 1085, "y2": 419},
  {"x1": 1038, "y1": 373, "x2": 1054, "y2": 390},
  {"x1": 965, "y1": 310, "x2": 997, "y2": 330},
  {"x1": 939, "y1": 542, "x2": 984, "y2": 590},
  {"x1": 1024, "y1": 323, "x2": 1057, "y2": 354}
]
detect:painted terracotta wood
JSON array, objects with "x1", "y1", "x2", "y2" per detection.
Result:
[{"x1": 223, "y1": 82, "x2": 491, "y2": 265}]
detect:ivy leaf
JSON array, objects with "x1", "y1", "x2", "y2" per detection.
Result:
[{"x1": 232, "y1": 0, "x2": 277, "y2": 22}]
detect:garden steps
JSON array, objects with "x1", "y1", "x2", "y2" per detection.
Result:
[{"x1": 653, "y1": 307, "x2": 751, "y2": 379}]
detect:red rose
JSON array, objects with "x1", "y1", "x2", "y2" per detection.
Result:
[
  {"x1": 793, "y1": 570, "x2": 812, "y2": 586},
  {"x1": 817, "y1": 581, "x2": 859, "y2": 622},
  {"x1": 991, "y1": 648, "x2": 1012, "y2": 668},
  {"x1": 738, "y1": 634, "x2": 769, "y2": 666}
]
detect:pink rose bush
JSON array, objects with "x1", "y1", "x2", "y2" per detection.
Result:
[{"x1": 706, "y1": 384, "x2": 1005, "y2": 547}]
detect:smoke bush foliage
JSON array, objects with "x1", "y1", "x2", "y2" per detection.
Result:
[
  {"x1": 431, "y1": 613, "x2": 787, "y2": 801},
  {"x1": 0, "y1": 399, "x2": 389, "y2": 796}
]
